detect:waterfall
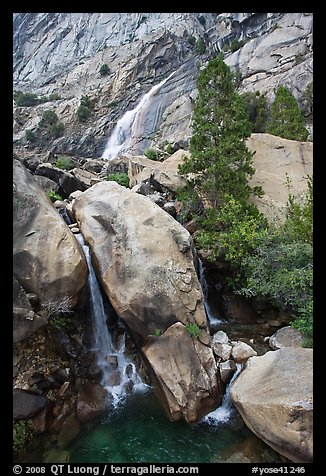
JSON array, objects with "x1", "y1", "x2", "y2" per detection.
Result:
[
  {"x1": 102, "y1": 70, "x2": 176, "y2": 160},
  {"x1": 76, "y1": 233, "x2": 149, "y2": 407},
  {"x1": 202, "y1": 363, "x2": 242, "y2": 425},
  {"x1": 198, "y1": 259, "x2": 224, "y2": 327}
]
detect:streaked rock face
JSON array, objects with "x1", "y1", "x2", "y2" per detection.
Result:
[{"x1": 13, "y1": 13, "x2": 312, "y2": 156}]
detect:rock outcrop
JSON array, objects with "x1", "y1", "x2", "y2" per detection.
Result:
[
  {"x1": 230, "y1": 348, "x2": 313, "y2": 463},
  {"x1": 13, "y1": 13, "x2": 312, "y2": 157},
  {"x1": 73, "y1": 181, "x2": 221, "y2": 421},
  {"x1": 13, "y1": 159, "x2": 88, "y2": 306},
  {"x1": 248, "y1": 133, "x2": 313, "y2": 221}
]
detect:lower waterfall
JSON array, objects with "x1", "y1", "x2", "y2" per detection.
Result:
[
  {"x1": 202, "y1": 364, "x2": 242, "y2": 425},
  {"x1": 76, "y1": 233, "x2": 149, "y2": 407}
]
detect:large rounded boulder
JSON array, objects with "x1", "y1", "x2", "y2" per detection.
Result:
[
  {"x1": 13, "y1": 159, "x2": 88, "y2": 307},
  {"x1": 230, "y1": 348, "x2": 313, "y2": 462},
  {"x1": 73, "y1": 181, "x2": 222, "y2": 422}
]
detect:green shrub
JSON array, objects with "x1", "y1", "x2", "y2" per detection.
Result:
[
  {"x1": 188, "y1": 36, "x2": 196, "y2": 46},
  {"x1": 49, "y1": 313, "x2": 73, "y2": 330},
  {"x1": 230, "y1": 38, "x2": 245, "y2": 52},
  {"x1": 153, "y1": 329, "x2": 162, "y2": 337},
  {"x1": 13, "y1": 420, "x2": 34, "y2": 455},
  {"x1": 25, "y1": 129, "x2": 36, "y2": 143},
  {"x1": 77, "y1": 104, "x2": 91, "y2": 122},
  {"x1": 107, "y1": 173, "x2": 129, "y2": 188},
  {"x1": 47, "y1": 122, "x2": 64, "y2": 139},
  {"x1": 80, "y1": 95, "x2": 93, "y2": 109},
  {"x1": 186, "y1": 322, "x2": 201, "y2": 339},
  {"x1": 48, "y1": 93, "x2": 61, "y2": 101},
  {"x1": 165, "y1": 143, "x2": 175, "y2": 155},
  {"x1": 267, "y1": 85, "x2": 309, "y2": 141},
  {"x1": 54, "y1": 156, "x2": 74, "y2": 170},
  {"x1": 144, "y1": 148, "x2": 160, "y2": 161},
  {"x1": 300, "y1": 82, "x2": 313, "y2": 117},
  {"x1": 195, "y1": 38, "x2": 206, "y2": 54},
  {"x1": 39, "y1": 109, "x2": 58, "y2": 128},
  {"x1": 48, "y1": 190, "x2": 63, "y2": 202},
  {"x1": 13, "y1": 91, "x2": 39, "y2": 107},
  {"x1": 99, "y1": 63, "x2": 110, "y2": 76}
]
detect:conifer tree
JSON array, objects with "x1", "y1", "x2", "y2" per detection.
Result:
[
  {"x1": 267, "y1": 85, "x2": 309, "y2": 141},
  {"x1": 179, "y1": 54, "x2": 260, "y2": 209}
]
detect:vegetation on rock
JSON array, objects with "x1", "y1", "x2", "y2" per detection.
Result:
[
  {"x1": 77, "y1": 95, "x2": 94, "y2": 122},
  {"x1": 99, "y1": 63, "x2": 110, "y2": 76},
  {"x1": 13, "y1": 419, "x2": 34, "y2": 456},
  {"x1": 14, "y1": 91, "x2": 61, "y2": 107},
  {"x1": 186, "y1": 322, "x2": 201, "y2": 339},
  {"x1": 267, "y1": 86, "x2": 309, "y2": 141},
  {"x1": 107, "y1": 173, "x2": 129, "y2": 188},
  {"x1": 178, "y1": 55, "x2": 313, "y2": 345},
  {"x1": 38, "y1": 109, "x2": 65, "y2": 141},
  {"x1": 48, "y1": 190, "x2": 63, "y2": 202},
  {"x1": 54, "y1": 156, "x2": 74, "y2": 171}
]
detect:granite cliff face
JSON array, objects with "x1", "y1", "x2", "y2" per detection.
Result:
[{"x1": 13, "y1": 13, "x2": 313, "y2": 157}]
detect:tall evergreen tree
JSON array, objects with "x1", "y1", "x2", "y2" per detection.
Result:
[
  {"x1": 267, "y1": 85, "x2": 309, "y2": 141},
  {"x1": 179, "y1": 54, "x2": 261, "y2": 209}
]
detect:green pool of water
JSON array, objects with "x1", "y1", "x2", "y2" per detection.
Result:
[{"x1": 68, "y1": 390, "x2": 250, "y2": 463}]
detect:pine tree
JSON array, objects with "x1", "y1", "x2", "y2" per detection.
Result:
[
  {"x1": 179, "y1": 54, "x2": 260, "y2": 209},
  {"x1": 267, "y1": 86, "x2": 309, "y2": 141}
]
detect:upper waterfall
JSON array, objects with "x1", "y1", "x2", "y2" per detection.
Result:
[{"x1": 101, "y1": 70, "x2": 176, "y2": 160}]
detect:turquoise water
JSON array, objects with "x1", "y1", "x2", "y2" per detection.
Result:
[{"x1": 68, "y1": 390, "x2": 250, "y2": 463}]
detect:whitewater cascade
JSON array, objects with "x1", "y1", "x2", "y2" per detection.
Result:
[
  {"x1": 202, "y1": 363, "x2": 242, "y2": 425},
  {"x1": 76, "y1": 233, "x2": 149, "y2": 406},
  {"x1": 102, "y1": 70, "x2": 176, "y2": 160},
  {"x1": 198, "y1": 259, "x2": 224, "y2": 327}
]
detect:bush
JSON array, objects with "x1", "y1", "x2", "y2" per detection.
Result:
[
  {"x1": 230, "y1": 38, "x2": 245, "y2": 52},
  {"x1": 107, "y1": 173, "x2": 129, "y2": 187},
  {"x1": 195, "y1": 38, "x2": 206, "y2": 54},
  {"x1": 47, "y1": 190, "x2": 63, "y2": 202},
  {"x1": 237, "y1": 180, "x2": 313, "y2": 343},
  {"x1": 267, "y1": 85, "x2": 309, "y2": 141},
  {"x1": 54, "y1": 156, "x2": 74, "y2": 170},
  {"x1": 188, "y1": 36, "x2": 196, "y2": 46},
  {"x1": 99, "y1": 63, "x2": 110, "y2": 76},
  {"x1": 49, "y1": 314, "x2": 73, "y2": 330},
  {"x1": 144, "y1": 148, "x2": 160, "y2": 161},
  {"x1": 165, "y1": 142, "x2": 175, "y2": 155},
  {"x1": 80, "y1": 95, "x2": 93, "y2": 109},
  {"x1": 13, "y1": 420, "x2": 34, "y2": 455},
  {"x1": 13, "y1": 91, "x2": 39, "y2": 107},
  {"x1": 153, "y1": 329, "x2": 162, "y2": 337},
  {"x1": 300, "y1": 82, "x2": 313, "y2": 117},
  {"x1": 186, "y1": 322, "x2": 201, "y2": 339},
  {"x1": 25, "y1": 129, "x2": 36, "y2": 143},
  {"x1": 47, "y1": 122, "x2": 64, "y2": 139},
  {"x1": 39, "y1": 109, "x2": 58, "y2": 128},
  {"x1": 77, "y1": 104, "x2": 91, "y2": 122},
  {"x1": 14, "y1": 91, "x2": 61, "y2": 107}
]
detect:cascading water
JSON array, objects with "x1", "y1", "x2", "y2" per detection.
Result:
[
  {"x1": 76, "y1": 233, "x2": 149, "y2": 407},
  {"x1": 202, "y1": 363, "x2": 242, "y2": 425},
  {"x1": 102, "y1": 70, "x2": 176, "y2": 160},
  {"x1": 198, "y1": 259, "x2": 225, "y2": 327}
]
